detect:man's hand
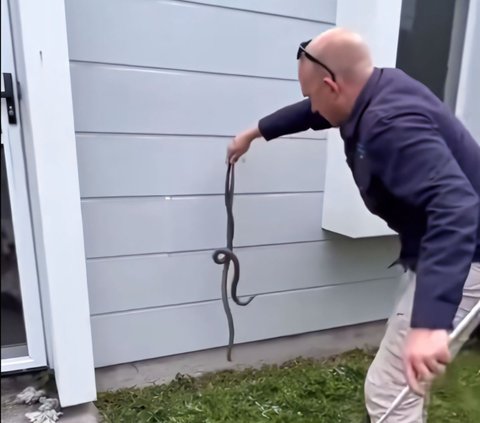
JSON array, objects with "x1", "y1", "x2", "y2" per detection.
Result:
[
  {"x1": 227, "y1": 127, "x2": 261, "y2": 164},
  {"x1": 404, "y1": 328, "x2": 451, "y2": 395}
]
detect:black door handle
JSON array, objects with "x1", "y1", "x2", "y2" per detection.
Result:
[{"x1": 1, "y1": 73, "x2": 17, "y2": 124}]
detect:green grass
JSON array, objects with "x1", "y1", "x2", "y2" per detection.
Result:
[{"x1": 96, "y1": 342, "x2": 479, "y2": 423}]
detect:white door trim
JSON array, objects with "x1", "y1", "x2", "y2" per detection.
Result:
[
  {"x1": 7, "y1": 0, "x2": 97, "y2": 406},
  {"x1": 1, "y1": 0, "x2": 47, "y2": 374}
]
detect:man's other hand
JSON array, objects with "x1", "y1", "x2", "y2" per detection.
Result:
[{"x1": 404, "y1": 328, "x2": 451, "y2": 395}]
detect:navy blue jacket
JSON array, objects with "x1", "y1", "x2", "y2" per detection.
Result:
[{"x1": 258, "y1": 67, "x2": 480, "y2": 330}]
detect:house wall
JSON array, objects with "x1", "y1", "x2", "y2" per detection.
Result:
[{"x1": 64, "y1": 0, "x2": 400, "y2": 368}]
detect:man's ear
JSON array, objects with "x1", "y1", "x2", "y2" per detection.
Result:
[{"x1": 324, "y1": 78, "x2": 339, "y2": 94}]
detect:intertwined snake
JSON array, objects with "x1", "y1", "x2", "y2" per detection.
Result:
[{"x1": 212, "y1": 163, "x2": 255, "y2": 361}]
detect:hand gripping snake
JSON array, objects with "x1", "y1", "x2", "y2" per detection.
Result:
[{"x1": 212, "y1": 163, "x2": 255, "y2": 361}]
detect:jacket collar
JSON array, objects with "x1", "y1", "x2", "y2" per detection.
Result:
[{"x1": 340, "y1": 67, "x2": 383, "y2": 143}]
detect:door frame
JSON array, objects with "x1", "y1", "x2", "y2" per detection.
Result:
[
  {"x1": 1, "y1": 0, "x2": 47, "y2": 373},
  {"x1": 3, "y1": 0, "x2": 97, "y2": 406}
]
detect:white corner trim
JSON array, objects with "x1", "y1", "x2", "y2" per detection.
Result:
[
  {"x1": 322, "y1": 130, "x2": 396, "y2": 238},
  {"x1": 322, "y1": 0, "x2": 401, "y2": 238},
  {"x1": 455, "y1": 0, "x2": 480, "y2": 141},
  {"x1": 8, "y1": 0, "x2": 96, "y2": 406}
]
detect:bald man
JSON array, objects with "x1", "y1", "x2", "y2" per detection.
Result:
[{"x1": 227, "y1": 28, "x2": 480, "y2": 422}]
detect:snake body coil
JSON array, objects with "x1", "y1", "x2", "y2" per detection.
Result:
[{"x1": 212, "y1": 163, "x2": 254, "y2": 361}]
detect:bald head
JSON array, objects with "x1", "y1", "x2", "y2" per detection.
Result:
[
  {"x1": 297, "y1": 28, "x2": 374, "y2": 126},
  {"x1": 307, "y1": 28, "x2": 373, "y2": 82}
]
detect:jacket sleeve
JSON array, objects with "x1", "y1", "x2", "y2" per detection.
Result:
[
  {"x1": 258, "y1": 99, "x2": 331, "y2": 141},
  {"x1": 367, "y1": 112, "x2": 479, "y2": 330}
]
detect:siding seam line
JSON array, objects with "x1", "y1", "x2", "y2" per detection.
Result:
[
  {"x1": 174, "y1": 0, "x2": 336, "y2": 25},
  {"x1": 70, "y1": 59, "x2": 298, "y2": 82},
  {"x1": 90, "y1": 276, "x2": 398, "y2": 318},
  {"x1": 85, "y1": 239, "x2": 340, "y2": 261}
]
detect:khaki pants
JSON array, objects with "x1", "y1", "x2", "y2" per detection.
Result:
[{"x1": 365, "y1": 263, "x2": 480, "y2": 422}]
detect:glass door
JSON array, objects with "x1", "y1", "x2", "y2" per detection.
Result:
[{"x1": 1, "y1": 0, "x2": 46, "y2": 372}]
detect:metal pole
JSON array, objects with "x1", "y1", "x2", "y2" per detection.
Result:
[{"x1": 377, "y1": 300, "x2": 480, "y2": 423}]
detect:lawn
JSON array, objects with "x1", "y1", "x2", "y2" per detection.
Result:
[{"x1": 96, "y1": 341, "x2": 479, "y2": 423}]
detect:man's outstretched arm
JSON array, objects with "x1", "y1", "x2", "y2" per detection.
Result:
[{"x1": 227, "y1": 99, "x2": 331, "y2": 163}]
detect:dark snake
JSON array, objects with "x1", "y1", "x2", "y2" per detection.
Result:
[{"x1": 212, "y1": 163, "x2": 255, "y2": 361}]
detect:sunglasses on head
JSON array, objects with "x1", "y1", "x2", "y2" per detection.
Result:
[{"x1": 297, "y1": 39, "x2": 336, "y2": 82}]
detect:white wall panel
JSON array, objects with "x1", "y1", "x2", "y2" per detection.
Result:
[
  {"x1": 65, "y1": 0, "x2": 332, "y2": 80},
  {"x1": 69, "y1": 62, "x2": 320, "y2": 138},
  {"x1": 87, "y1": 238, "x2": 400, "y2": 315},
  {"x1": 91, "y1": 277, "x2": 397, "y2": 367},
  {"x1": 76, "y1": 134, "x2": 327, "y2": 197},
  {"x1": 81, "y1": 193, "x2": 326, "y2": 258}
]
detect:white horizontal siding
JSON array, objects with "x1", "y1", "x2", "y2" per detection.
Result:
[
  {"x1": 81, "y1": 193, "x2": 326, "y2": 258},
  {"x1": 76, "y1": 135, "x2": 327, "y2": 197},
  {"x1": 69, "y1": 62, "x2": 321, "y2": 138},
  {"x1": 87, "y1": 238, "x2": 400, "y2": 315},
  {"x1": 65, "y1": 0, "x2": 332, "y2": 80},
  {"x1": 63, "y1": 0, "x2": 401, "y2": 369},
  {"x1": 91, "y1": 278, "x2": 397, "y2": 367}
]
